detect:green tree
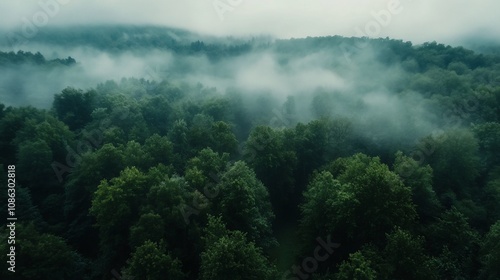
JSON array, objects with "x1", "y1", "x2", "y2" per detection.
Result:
[
  {"x1": 129, "y1": 213, "x2": 165, "y2": 249},
  {"x1": 244, "y1": 126, "x2": 297, "y2": 220},
  {"x1": 314, "y1": 154, "x2": 416, "y2": 248},
  {"x1": 420, "y1": 129, "x2": 480, "y2": 200},
  {"x1": 426, "y1": 207, "x2": 481, "y2": 278},
  {"x1": 199, "y1": 215, "x2": 277, "y2": 280},
  {"x1": 393, "y1": 151, "x2": 442, "y2": 222},
  {"x1": 184, "y1": 148, "x2": 229, "y2": 191},
  {"x1": 0, "y1": 185, "x2": 43, "y2": 226},
  {"x1": 208, "y1": 121, "x2": 238, "y2": 156},
  {"x1": 299, "y1": 171, "x2": 345, "y2": 244},
  {"x1": 16, "y1": 139, "x2": 52, "y2": 192},
  {"x1": 483, "y1": 175, "x2": 500, "y2": 224},
  {"x1": 62, "y1": 143, "x2": 126, "y2": 258},
  {"x1": 140, "y1": 95, "x2": 174, "y2": 135},
  {"x1": 480, "y1": 220, "x2": 500, "y2": 279},
  {"x1": 335, "y1": 251, "x2": 377, "y2": 280},
  {"x1": 143, "y1": 134, "x2": 174, "y2": 167},
  {"x1": 382, "y1": 228, "x2": 437, "y2": 280},
  {"x1": 122, "y1": 140, "x2": 154, "y2": 170},
  {"x1": 188, "y1": 114, "x2": 214, "y2": 152},
  {"x1": 89, "y1": 167, "x2": 149, "y2": 276},
  {"x1": 168, "y1": 119, "x2": 190, "y2": 171},
  {"x1": 66, "y1": 143, "x2": 126, "y2": 189},
  {"x1": 143, "y1": 176, "x2": 192, "y2": 245},
  {"x1": 90, "y1": 167, "x2": 148, "y2": 234},
  {"x1": 0, "y1": 107, "x2": 44, "y2": 165},
  {"x1": 52, "y1": 87, "x2": 96, "y2": 130},
  {"x1": 202, "y1": 96, "x2": 231, "y2": 121},
  {"x1": 293, "y1": 118, "x2": 353, "y2": 188},
  {"x1": 140, "y1": 166, "x2": 201, "y2": 270},
  {"x1": 212, "y1": 161, "x2": 276, "y2": 250},
  {"x1": 473, "y1": 122, "x2": 500, "y2": 174},
  {"x1": 0, "y1": 223, "x2": 87, "y2": 280},
  {"x1": 124, "y1": 240, "x2": 185, "y2": 280},
  {"x1": 13, "y1": 113, "x2": 74, "y2": 162}
]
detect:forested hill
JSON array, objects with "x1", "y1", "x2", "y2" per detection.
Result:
[
  {"x1": 1, "y1": 25, "x2": 500, "y2": 110},
  {"x1": 0, "y1": 50, "x2": 75, "y2": 66},
  {"x1": 1, "y1": 26, "x2": 500, "y2": 279},
  {"x1": 0, "y1": 25, "x2": 255, "y2": 57},
  {"x1": 2, "y1": 25, "x2": 499, "y2": 62}
]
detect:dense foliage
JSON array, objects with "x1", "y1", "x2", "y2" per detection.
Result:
[{"x1": 1, "y1": 26, "x2": 500, "y2": 279}]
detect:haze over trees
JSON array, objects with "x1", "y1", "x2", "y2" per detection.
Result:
[{"x1": 1, "y1": 25, "x2": 500, "y2": 279}]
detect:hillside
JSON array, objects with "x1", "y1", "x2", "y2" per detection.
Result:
[{"x1": 1, "y1": 25, "x2": 500, "y2": 280}]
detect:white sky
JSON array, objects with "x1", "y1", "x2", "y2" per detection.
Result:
[{"x1": 0, "y1": 0, "x2": 497, "y2": 44}]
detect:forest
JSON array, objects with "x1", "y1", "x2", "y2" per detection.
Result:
[{"x1": 0, "y1": 25, "x2": 500, "y2": 280}]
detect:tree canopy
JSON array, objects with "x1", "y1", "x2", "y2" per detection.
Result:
[{"x1": 1, "y1": 26, "x2": 500, "y2": 279}]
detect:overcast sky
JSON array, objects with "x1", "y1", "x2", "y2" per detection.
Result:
[{"x1": 0, "y1": 0, "x2": 497, "y2": 45}]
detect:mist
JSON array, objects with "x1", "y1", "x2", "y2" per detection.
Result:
[
  {"x1": 0, "y1": 25, "x2": 454, "y2": 158},
  {"x1": 2, "y1": 3, "x2": 500, "y2": 279}
]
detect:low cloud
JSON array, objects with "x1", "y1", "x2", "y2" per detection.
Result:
[{"x1": 0, "y1": 0, "x2": 498, "y2": 45}]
